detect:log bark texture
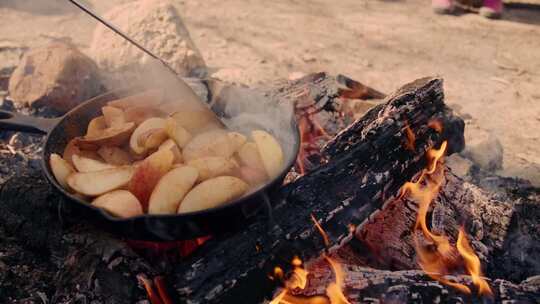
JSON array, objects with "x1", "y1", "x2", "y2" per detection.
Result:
[{"x1": 171, "y1": 76, "x2": 465, "y2": 303}]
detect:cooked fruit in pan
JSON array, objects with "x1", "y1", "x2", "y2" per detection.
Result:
[{"x1": 50, "y1": 91, "x2": 285, "y2": 218}]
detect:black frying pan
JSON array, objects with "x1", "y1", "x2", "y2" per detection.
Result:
[{"x1": 0, "y1": 88, "x2": 300, "y2": 241}]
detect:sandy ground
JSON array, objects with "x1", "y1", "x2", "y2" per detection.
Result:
[{"x1": 0, "y1": 0, "x2": 539, "y2": 185}]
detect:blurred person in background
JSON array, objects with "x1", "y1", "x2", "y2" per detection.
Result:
[{"x1": 432, "y1": 0, "x2": 503, "y2": 18}]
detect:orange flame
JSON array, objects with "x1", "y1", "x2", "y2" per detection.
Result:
[
  {"x1": 270, "y1": 215, "x2": 351, "y2": 304},
  {"x1": 311, "y1": 214, "x2": 330, "y2": 247},
  {"x1": 457, "y1": 228, "x2": 494, "y2": 297},
  {"x1": 400, "y1": 140, "x2": 492, "y2": 297},
  {"x1": 324, "y1": 255, "x2": 351, "y2": 304}
]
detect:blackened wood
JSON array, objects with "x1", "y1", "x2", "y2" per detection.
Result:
[
  {"x1": 171, "y1": 76, "x2": 465, "y2": 303},
  {"x1": 355, "y1": 170, "x2": 514, "y2": 270},
  {"x1": 296, "y1": 248, "x2": 540, "y2": 303}
]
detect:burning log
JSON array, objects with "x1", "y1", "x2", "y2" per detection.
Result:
[
  {"x1": 170, "y1": 76, "x2": 465, "y2": 303},
  {"x1": 354, "y1": 166, "x2": 540, "y2": 285},
  {"x1": 291, "y1": 248, "x2": 540, "y2": 303}
]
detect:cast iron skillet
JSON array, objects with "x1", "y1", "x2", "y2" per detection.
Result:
[{"x1": 0, "y1": 88, "x2": 300, "y2": 241}]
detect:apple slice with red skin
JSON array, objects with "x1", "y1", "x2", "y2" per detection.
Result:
[{"x1": 128, "y1": 148, "x2": 174, "y2": 211}]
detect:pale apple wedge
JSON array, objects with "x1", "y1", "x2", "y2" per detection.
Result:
[
  {"x1": 78, "y1": 122, "x2": 136, "y2": 149},
  {"x1": 183, "y1": 129, "x2": 241, "y2": 162},
  {"x1": 148, "y1": 166, "x2": 199, "y2": 214},
  {"x1": 63, "y1": 139, "x2": 102, "y2": 165},
  {"x1": 128, "y1": 148, "x2": 174, "y2": 210},
  {"x1": 92, "y1": 190, "x2": 143, "y2": 218},
  {"x1": 72, "y1": 154, "x2": 116, "y2": 172},
  {"x1": 237, "y1": 142, "x2": 266, "y2": 172},
  {"x1": 130, "y1": 118, "x2": 167, "y2": 155},
  {"x1": 86, "y1": 116, "x2": 107, "y2": 138},
  {"x1": 67, "y1": 166, "x2": 134, "y2": 196},
  {"x1": 178, "y1": 176, "x2": 248, "y2": 214},
  {"x1": 138, "y1": 128, "x2": 169, "y2": 150},
  {"x1": 159, "y1": 139, "x2": 183, "y2": 163},
  {"x1": 102, "y1": 106, "x2": 126, "y2": 127},
  {"x1": 50, "y1": 153, "x2": 75, "y2": 189},
  {"x1": 251, "y1": 130, "x2": 284, "y2": 179},
  {"x1": 97, "y1": 146, "x2": 132, "y2": 165},
  {"x1": 237, "y1": 166, "x2": 268, "y2": 186},
  {"x1": 228, "y1": 132, "x2": 247, "y2": 151},
  {"x1": 187, "y1": 156, "x2": 238, "y2": 182},
  {"x1": 165, "y1": 117, "x2": 192, "y2": 148},
  {"x1": 107, "y1": 89, "x2": 163, "y2": 109}
]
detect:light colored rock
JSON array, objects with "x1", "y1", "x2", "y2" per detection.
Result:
[
  {"x1": 89, "y1": 0, "x2": 205, "y2": 78},
  {"x1": 8, "y1": 42, "x2": 102, "y2": 113},
  {"x1": 461, "y1": 126, "x2": 504, "y2": 172}
]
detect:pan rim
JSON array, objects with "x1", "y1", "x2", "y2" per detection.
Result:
[{"x1": 40, "y1": 88, "x2": 301, "y2": 223}]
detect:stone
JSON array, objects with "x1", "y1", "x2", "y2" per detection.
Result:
[
  {"x1": 8, "y1": 42, "x2": 102, "y2": 113},
  {"x1": 461, "y1": 126, "x2": 504, "y2": 172},
  {"x1": 89, "y1": 0, "x2": 206, "y2": 78}
]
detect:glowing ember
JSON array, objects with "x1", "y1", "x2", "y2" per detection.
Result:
[
  {"x1": 400, "y1": 139, "x2": 492, "y2": 297},
  {"x1": 457, "y1": 227, "x2": 494, "y2": 297},
  {"x1": 404, "y1": 122, "x2": 416, "y2": 152},
  {"x1": 295, "y1": 113, "x2": 332, "y2": 175}
]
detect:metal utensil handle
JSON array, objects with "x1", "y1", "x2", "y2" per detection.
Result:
[
  {"x1": 67, "y1": 0, "x2": 178, "y2": 76},
  {"x1": 0, "y1": 110, "x2": 58, "y2": 134}
]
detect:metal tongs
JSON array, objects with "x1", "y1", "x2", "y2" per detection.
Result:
[{"x1": 67, "y1": 0, "x2": 223, "y2": 123}]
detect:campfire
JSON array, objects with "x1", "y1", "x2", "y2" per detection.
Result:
[{"x1": 1, "y1": 73, "x2": 539, "y2": 304}]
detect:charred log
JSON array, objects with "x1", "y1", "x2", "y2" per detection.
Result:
[
  {"x1": 171, "y1": 77, "x2": 465, "y2": 303},
  {"x1": 294, "y1": 248, "x2": 540, "y2": 303},
  {"x1": 354, "y1": 168, "x2": 540, "y2": 283}
]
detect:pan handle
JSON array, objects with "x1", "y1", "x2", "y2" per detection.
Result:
[{"x1": 0, "y1": 110, "x2": 59, "y2": 135}]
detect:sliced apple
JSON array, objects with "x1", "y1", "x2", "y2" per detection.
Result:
[
  {"x1": 183, "y1": 129, "x2": 242, "y2": 162},
  {"x1": 159, "y1": 139, "x2": 183, "y2": 163},
  {"x1": 107, "y1": 89, "x2": 163, "y2": 110},
  {"x1": 86, "y1": 116, "x2": 107, "y2": 138},
  {"x1": 228, "y1": 132, "x2": 247, "y2": 151},
  {"x1": 237, "y1": 142, "x2": 266, "y2": 172},
  {"x1": 165, "y1": 117, "x2": 192, "y2": 148},
  {"x1": 67, "y1": 166, "x2": 134, "y2": 196},
  {"x1": 251, "y1": 130, "x2": 284, "y2": 179},
  {"x1": 187, "y1": 156, "x2": 238, "y2": 182},
  {"x1": 148, "y1": 166, "x2": 199, "y2": 214},
  {"x1": 72, "y1": 154, "x2": 116, "y2": 172},
  {"x1": 124, "y1": 105, "x2": 164, "y2": 125},
  {"x1": 178, "y1": 176, "x2": 248, "y2": 214},
  {"x1": 78, "y1": 122, "x2": 136, "y2": 149},
  {"x1": 237, "y1": 166, "x2": 268, "y2": 186},
  {"x1": 130, "y1": 118, "x2": 167, "y2": 155},
  {"x1": 138, "y1": 128, "x2": 169, "y2": 150},
  {"x1": 169, "y1": 110, "x2": 223, "y2": 134},
  {"x1": 63, "y1": 139, "x2": 102, "y2": 165},
  {"x1": 50, "y1": 153, "x2": 75, "y2": 189},
  {"x1": 102, "y1": 106, "x2": 126, "y2": 127},
  {"x1": 128, "y1": 148, "x2": 174, "y2": 210},
  {"x1": 97, "y1": 146, "x2": 132, "y2": 165},
  {"x1": 92, "y1": 190, "x2": 143, "y2": 218}
]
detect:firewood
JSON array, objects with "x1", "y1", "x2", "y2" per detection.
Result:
[{"x1": 170, "y1": 76, "x2": 465, "y2": 303}]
